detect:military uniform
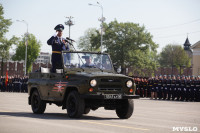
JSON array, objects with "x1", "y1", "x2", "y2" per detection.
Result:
[
  {"x1": 148, "y1": 78, "x2": 154, "y2": 98},
  {"x1": 162, "y1": 77, "x2": 167, "y2": 100},
  {"x1": 180, "y1": 78, "x2": 186, "y2": 101},
  {"x1": 143, "y1": 79, "x2": 148, "y2": 97},
  {"x1": 175, "y1": 78, "x2": 181, "y2": 100},
  {"x1": 190, "y1": 79, "x2": 195, "y2": 101},
  {"x1": 135, "y1": 79, "x2": 139, "y2": 95},
  {"x1": 1, "y1": 78, "x2": 5, "y2": 92},
  {"x1": 185, "y1": 79, "x2": 191, "y2": 101},
  {"x1": 170, "y1": 78, "x2": 176, "y2": 100},
  {"x1": 139, "y1": 79, "x2": 144, "y2": 97},
  {"x1": 154, "y1": 78, "x2": 159, "y2": 99},
  {"x1": 196, "y1": 78, "x2": 200, "y2": 101},
  {"x1": 7, "y1": 78, "x2": 13, "y2": 92},
  {"x1": 158, "y1": 78, "x2": 163, "y2": 99},
  {"x1": 165, "y1": 77, "x2": 171, "y2": 100},
  {"x1": 47, "y1": 24, "x2": 70, "y2": 72}
]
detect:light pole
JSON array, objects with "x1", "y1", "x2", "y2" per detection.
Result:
[
  {"x1": 65, "y1": 16, "x2": 74, "y2": 39},
  {"x1": 89, "y1": 2, "x2": 105, "y2": 53},
  {"x1": 17, "y1": 20, "x2": 28, "y2": 76}
]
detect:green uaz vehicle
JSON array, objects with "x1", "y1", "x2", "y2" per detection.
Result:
[{"x1": 28, "y1": 51, "x2": 139, "y2": 119}]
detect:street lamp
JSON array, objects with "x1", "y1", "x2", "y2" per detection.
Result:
[
  {"x1": 65, "y1": 16, "x2": 74, "y2": 39},
  {"x1": 16, "y1": 20, "x2": 28, "y2": 76},
  {"x1": 89, "y1": 2, "x2": 105, "y2": 53}
]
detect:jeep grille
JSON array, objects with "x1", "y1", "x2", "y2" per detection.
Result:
[{"x1": 98, "y1": 78, "x2": 122, "y2": 91}]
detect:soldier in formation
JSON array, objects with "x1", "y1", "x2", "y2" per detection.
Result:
[
  {"x1": 133, "y1": 75, "x2": 200, "y2": 102},
  {"x1": 0, "y1": 75, "x2": 28, "y2": 93}
]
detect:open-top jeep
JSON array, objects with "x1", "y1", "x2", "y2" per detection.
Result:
[{"x1": 28, "y1": 51, "x2": 139, "y2": 119}]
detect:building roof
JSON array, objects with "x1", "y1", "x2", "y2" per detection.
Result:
[{"x1": 191, "y1": 40, "x2": 200, "y2": 49}]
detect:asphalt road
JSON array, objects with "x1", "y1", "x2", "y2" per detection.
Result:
[{"x1": 0, "y1": 92, "x2": 200, "y2": 133}]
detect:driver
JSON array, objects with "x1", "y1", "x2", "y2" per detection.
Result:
[{"x1": 81, "y1": 56, "x2": 95, "y2": 67}]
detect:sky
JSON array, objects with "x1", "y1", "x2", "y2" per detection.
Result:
[{"x1": 1, "y1": 0, "x2": 200, "y2": 54}]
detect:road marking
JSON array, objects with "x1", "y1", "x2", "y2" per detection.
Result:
[{"x1": 80, "y1": 120, "x2": 150, "y2": 131}]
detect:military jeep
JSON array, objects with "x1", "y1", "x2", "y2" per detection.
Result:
[{"x1": 28, "y1": 51, "x2": 139, "y2": 119}]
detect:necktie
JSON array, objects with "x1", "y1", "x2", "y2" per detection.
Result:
[{"x1": 59, "y1": 38, "x2": 62, "y2": 44}]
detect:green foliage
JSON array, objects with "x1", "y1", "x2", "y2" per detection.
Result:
[
  {"x1": 12, "y1": 34, "x2": 41, "y2": 73},
  {"x1": 0, "y1": 4, "x2": 12, "y2": 38},
  {"x1": 0, "y1": 3, "x2": 19, "y2": 76},
  {"x1": 77, "y1": 28, "x2": 100, "y2": 51},
  {"x1": 0, "y1": 37, "x2": 18, "y2": 60},
  {"x1": 83, "y1": 20, "x2": 158, "y2": 75},
  {"x1": 159, "y1": 44, "x2": 191, "y2": 68}
]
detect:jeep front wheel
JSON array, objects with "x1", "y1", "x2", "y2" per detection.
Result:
[
  {"x1": 31, "y1": 90, "x2": 46, "y2": 114},
  {"x1": 66, "y1": 91, "x2": 85, "y2": 118},
  {"x1": 116, "y1": 99, "x2": 134, "y2": 119}
]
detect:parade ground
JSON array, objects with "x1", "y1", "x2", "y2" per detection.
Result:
[{"x1": 0, "y1": 92, "x2": 200, "y2": 133}]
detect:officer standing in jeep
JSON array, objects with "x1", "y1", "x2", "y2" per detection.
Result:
[{"x1": 47, "y1": 24, "x2": 70, "y2": 72}]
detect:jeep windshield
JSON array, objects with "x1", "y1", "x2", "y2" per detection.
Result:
[{"x1": 62, "y1": 51, "x2": 113, "y2": 72}]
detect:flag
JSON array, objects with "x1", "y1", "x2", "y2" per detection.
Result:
[{"x1": 5, "y1": 70, "x2": 8, "y2": 87}]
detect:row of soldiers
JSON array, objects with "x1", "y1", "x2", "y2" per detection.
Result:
[
  {"x1": 0, "y1": 76, "x2": 29, "y2": 93},
  {"x1": 133, "y1": 75, "x2": 200, "y2": 102}
]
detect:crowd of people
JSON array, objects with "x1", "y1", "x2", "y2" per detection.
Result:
[
  {"x1": 0, "y1": 76, "x2": 28, "y2": 92},
  {"x1": 133, "y1": 75, "x2": 200, "y2": 102},
  {"x1": 1, "y1": 74, "x2": 200, "y2": 102}
]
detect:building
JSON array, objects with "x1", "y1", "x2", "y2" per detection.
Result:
[
  {"x1": 0, "y1": 53, "x2": 24, "y2": 77},
  {"x1": 0, "y1": 52, "x2": 52, "y2": 77},
  {"x1": 35, "y1": 52, "x2": 51, "y2": 64},
  {"x1": 191, "y1": 41, "x2": 200, "y2": 76}
]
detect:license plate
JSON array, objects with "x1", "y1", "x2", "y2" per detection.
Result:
[{"x1": 104, "y1": 94, "x2": 122, "y2": 99}]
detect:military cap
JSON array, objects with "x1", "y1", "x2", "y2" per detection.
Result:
[
  {"x1": 54, "y1": 24, "x2": 64, "y2": 31},
  {"x1": 181, "y1": 75, "x2": 185, "y2": 78},
  {"x1": 168, "y1": 75, "x2": 171, "y2": 77}
]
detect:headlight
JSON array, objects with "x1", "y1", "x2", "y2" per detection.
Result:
[
  {"x1": 126, "y1": 80, "x2": 133, "y2": 88},
  {"x1": 90, "y1": 79, "x2": 97, "y2": 87}
]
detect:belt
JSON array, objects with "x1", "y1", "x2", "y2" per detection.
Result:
[{"x1": 52, "y1": 51, "x2": 61, "y2": 54}]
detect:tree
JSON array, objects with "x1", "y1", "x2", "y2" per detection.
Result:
[
  {"x1": 159, "y1": 44, "x2": 191, "y2": 71},
  {"x1": 89, "y1": 20, "x2": 158, "y2": 75},
  {"x1": 77, "y1": 28, "x2": 100, "y2": 51},
  {"x1": 12, "y1": 34, "x2": 41, "y2": 74},
  {"x1": 0, "y1": 4, "x2": 12, "y2": 38},
  {"x1": 0, "y1": 3, "x2": 18, "y2": 76}
]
